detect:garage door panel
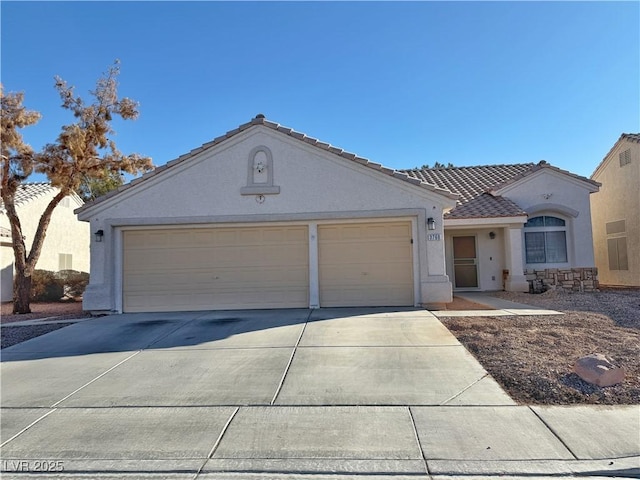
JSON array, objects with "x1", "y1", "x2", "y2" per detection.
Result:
[
  {"x1": 319, "y1": 264, "x2": 411, "y2": 285},
  {"x1": 323, "y1": 242, "x2": 408, "y2": 259},
  {"x1": 127, "y1": 266, "x2": 309, "y2": 289},
  {"x1": 123, "y1": 226, "x2": 309, "y2": 312},
  {"x1": 323, "y1": 287, "x2": 413, "y2": 307},
  {"x1": 318, "y1": 222, "x2": 413, "y2": 307},
  {"x1": 286, "y1": 228, "x2": 308, "y2": 242}
]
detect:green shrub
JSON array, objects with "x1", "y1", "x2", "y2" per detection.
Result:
[
  {"x1": 31, "y1": 270, "x2": 64, "y2": 302},
  {"x1": 30, "y1": 269, "x2": 90, "y2": 302},
  {"x1": 57, "y1": 270, "x2": 90, "y2": 298}
]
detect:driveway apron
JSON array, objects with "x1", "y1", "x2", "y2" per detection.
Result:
[{"x1": 2, "y1": 308, "x2": 636, "y2": 479}]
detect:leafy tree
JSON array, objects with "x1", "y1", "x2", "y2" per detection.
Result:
[
  {"x1": 1, "y1": 61, "x2": 153, "y2": 314},
  {"x1": 416, "y1": 161, "x2": 455, "y2": 169},
  {"x1": 77, "y1": 168, "x2": 124, "y2": 201}
]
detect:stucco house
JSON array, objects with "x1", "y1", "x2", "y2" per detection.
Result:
[
  {"x1": 0, "y1": 183, "x2": 90, "y2": 302},
  {"x1": 77, "y1": 115, "x2": 600, "y2": 314},
  {"x1": 590, "y1": 133, "x2": 640, "y2": 287}
]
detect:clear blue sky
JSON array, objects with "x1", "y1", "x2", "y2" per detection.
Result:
[{"x1": 2, "y1": 1, "x2": 638, "y2": 181}]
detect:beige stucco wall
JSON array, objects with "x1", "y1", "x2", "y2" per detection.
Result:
[
  {"x1": 1, "y1": 242, "x2": 13, "y2": 301},
  {"x1": 496, "y1": 169, "x2": 598, "y2": 269},
  {"x1": 79, "y1": 125, "x2": 458, "y2": 312},
  {"x1": 0, "y1": 189, "x2": 90, "y2": 301},
  {"x1": 82, "y1": 129, "x2": 452, "y2": 220},
  {"x1": 444, "y1": 227, "x2": 506, "y2": 291},
  {"x1": 590, "y1": 139, "x2": 640, "y2": 286}
]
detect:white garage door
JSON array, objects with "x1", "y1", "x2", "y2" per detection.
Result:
[
  {"x1": 318, "y1": 222, "x2": 414, "y2": 307},
  {"x1": 123, "y1": 225, "x2": 309, "y2": 312}
]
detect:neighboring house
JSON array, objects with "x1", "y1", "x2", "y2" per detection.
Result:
[
  {"x1": 76, "y1": 115, "x2": 600, "y2": 314},
  {"x1": 590, "y1": 133, "x2": 640, "y2": 287},
  {"x1": 0, "y1": 183, "x2": 90, "y2": 302},
  {"x1": 1, "y1": 226, "x2": 13, "y2": 302}
]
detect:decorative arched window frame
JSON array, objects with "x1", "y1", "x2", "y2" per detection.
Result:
[
  {"x1": 523, "y1": 214, "x2": 570, "y2": 265},
  {"x1": 240, "y1": 145, "x2": 280, "y2": 195}
]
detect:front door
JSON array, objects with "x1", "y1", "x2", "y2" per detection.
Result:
[{"x1": 453, "y1": 236, "x2": 478, "y2": 288}]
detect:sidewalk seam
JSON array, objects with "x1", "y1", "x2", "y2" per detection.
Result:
[
  {"x1": 269, "y1": 310, "x2": 312, "y2": 405},
  {"x1": 408, "y1": 406, "x2": 430, "y2": 477},
  {"x1": 0, "y1": 408, "x2": 57, "y2": 448},
  {"x1": 439, "y1": 373, "x2": 490, "y2": 406},
  {"x1": 49, "y1": 350, "x2": 142, "y2": 408},
  {"x1": 193, "y1": 406, "x2": 240, "y2": 479},
  {"x1": 528, "y1": 406, "x2": 579, "y2": 460}
]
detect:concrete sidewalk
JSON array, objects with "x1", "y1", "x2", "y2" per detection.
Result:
[
  {"x1": 1, "y1": 404, "x2": 638, "y2": 478},
  {"x1": 432, "y1": 291, "x2": 563, "y2": 317},
  {"x1": 1, "y1": 308, "x2": 638, "y2": 479}
]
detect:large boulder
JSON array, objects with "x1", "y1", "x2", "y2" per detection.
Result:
[{"x1": 573, "y1": 354, "x2": 625, "y2": 387}]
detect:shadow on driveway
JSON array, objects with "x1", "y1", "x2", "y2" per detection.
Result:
[{"x1": 0, "y1": 307, "x2": 425, "y2": 361}]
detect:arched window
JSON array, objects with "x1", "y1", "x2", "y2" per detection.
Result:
[{"x1": 524, "y1": 215, "x2": 568, "y2": 264}]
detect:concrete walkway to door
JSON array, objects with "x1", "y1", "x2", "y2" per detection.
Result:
[
  {"x1": 1, "y1": 308, "x2": 637, "y2": 479},
  {"x1": 432, "y1": 291, "x2": 564, "y2": 317}
]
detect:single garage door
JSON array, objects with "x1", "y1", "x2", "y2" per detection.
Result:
[
  {"x1": 318, "y1": 221, "x2": 414, "y2": 307},
  {"x1": 123, "y1": 225, "x2": 309, "y2": 312}
]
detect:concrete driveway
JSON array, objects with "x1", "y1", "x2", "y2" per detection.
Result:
[{"x1": 1, "y1": 309, "x2": 638, "y2": 479}]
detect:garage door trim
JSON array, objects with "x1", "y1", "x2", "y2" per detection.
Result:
[
  {"x1": 317, "y1": 220, "x2": 416, "y2": 307},
  {"x1": 119, "y1": 224, "x2": 309, "y2": 313},
  {"x1": 115, "y1": 217, "x2": 420, "y2": 312}
]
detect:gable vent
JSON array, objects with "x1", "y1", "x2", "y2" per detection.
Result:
[{"x1": 619, "y1": 148, "x2": 631, "y2": 167}]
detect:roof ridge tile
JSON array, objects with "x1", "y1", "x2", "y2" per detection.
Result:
[{"x1": 76, "y1": 115, "x2": 461, "y2": 213}]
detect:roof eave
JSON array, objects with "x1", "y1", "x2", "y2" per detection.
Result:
[
  {"x1": 77, "y1": 116, "x2": 460, "y2": 216},
  {"x1": 491, "y1": 163, "x2": 600, "y2": 196},
  {"x1": 591, "y1": 133, "x2": 640, "y2": 180},
  {"x1": 444, "y1": 215, "x2": 529, "y2": 227}
]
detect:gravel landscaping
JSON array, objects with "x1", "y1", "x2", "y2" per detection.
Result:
[
  {"x1": 1, "y1": 322, "x2": 74, "y2": 349},
  {"x1": 442, "y1": 288, "x2": 640, "y2": 405},
  {"x1": 1, "y1": 301, "x2": 90, "y2": 349},
  {"x1": 493, "y1": 288, "x2": 640, "y2": 329}
]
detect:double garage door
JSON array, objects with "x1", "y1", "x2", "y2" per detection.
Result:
[{"x1": 123, "y1": 222, "x2": 413, "y2": 312}]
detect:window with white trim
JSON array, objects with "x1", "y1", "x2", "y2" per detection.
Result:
[
  {"x1": 524, "y1": 216, "x2": 568, "y2": 264},
  {"x1": 606, "y1": 220, "x2": 628, "y2": 270},
  {"x1": 59, "y1": 253, "x2": 73, "y2": 270}
]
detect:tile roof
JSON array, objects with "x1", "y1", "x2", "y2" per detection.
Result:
[
  {"x1": 74, "y1": 114, "x2": 599, "y2": 221},
  {"x1": 445, "y1": 193, "x2": 527, "y2": 219},
  {"x1": 404, "y1": 164, "x2": 533, "y2": 204},
  {"x1": 0, "y1": 183, "x2": 57, "y2": 213},
  {"x1": 77, "y1": 115, "x2": 460, "y2": 213},
  {"x1": 405, "y1": 161, "x2": 598, "y2": 219}
]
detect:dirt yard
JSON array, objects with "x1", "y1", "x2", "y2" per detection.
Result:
[
  {"x1": 1, "y1": 301, "x2": 89, "y2": 324},
  {"x1": 442, "y1": 288, "x2": 640, "y2": 405}
]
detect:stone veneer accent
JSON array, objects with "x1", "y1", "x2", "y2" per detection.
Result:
[{"x1": 525, "y1": 267, "x2": 599, "y2": 293}]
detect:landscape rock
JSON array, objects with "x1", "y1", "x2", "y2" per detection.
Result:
[{"x1": 573, "y1": 354, "x2": 625, "y2": 387}]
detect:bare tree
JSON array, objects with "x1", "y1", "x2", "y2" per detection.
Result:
[{"x1": 1, "y1": 61, "x2": 153, "y2": 313}]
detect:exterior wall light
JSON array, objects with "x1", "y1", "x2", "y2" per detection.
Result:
[
  {"x1": 94, "y1": 229, "x2": 104, "y2": 242},
  {"x1": 489, "y1": 231, "x2": 496, "y2": 239},
  {"x1": 427, "y1": 217, "x2": 436, "y2": 231}
]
